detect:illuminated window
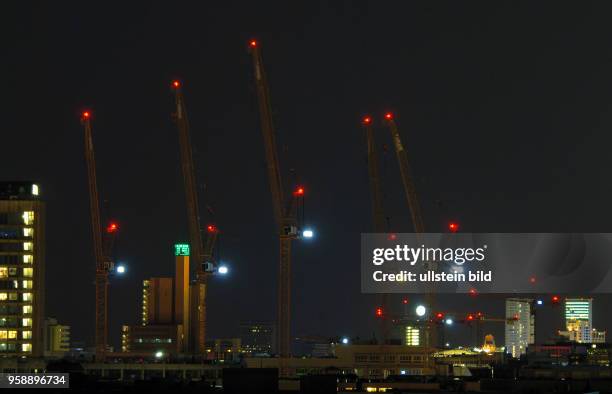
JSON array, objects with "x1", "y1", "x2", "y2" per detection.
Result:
[
  {"x1": 12, "y1": 280, "x2": 18, "y2": 289},
  {"x1": 9, "y1": 293, "x2": 18, "y2": 301},
  {"x1": 8, "y1": 268, "x2": 17, "y2": 276},
  {"x1": 22, "y1": 281, "x2": 32, "y2": 289},
  {"x1": 31, "y1": 184, "x2": 39, "y2": 196},
  {"x1": 23, "y1": 242, "x2": 33, "y2": 251},
  {"x1": 22, "y1": 331, "x2": 32, "y2": 339},
  {"x1": 23, "y1": 255, "x2": 33, "y2": 264},
  {"x1": 22, "y1": 318, "x2": 32, "y2": 327},
  {"x1": 23, "y1": 268, "x2": 33, "y2": 277},
  {"x1": 0, "y1": 267, "x2": 7, "y2": 278},
  {"x1": 8, "y1": 331, "x2": 17, "y2": 339},
  {"x1": 0, "y1": 293, "x2": 6, "y2": 301},
  {"x1": 0, "y1": 331, "x2": 7, "y2": 339},
  {"x1": 22, "y1": 211, "x2": 34, "y2": 225},
  {"x1": 22, "y1": 305, "x2": 32, "y2": 314},
  {"x1": 23, "y1": 228, "x2": 33, "y2": 238},
  {"x1": 21, "y1": 343, "x2": 31, "y2": 352},
  {"x1": 22, "y1": 293, "x2": 32, "y2": 302}
]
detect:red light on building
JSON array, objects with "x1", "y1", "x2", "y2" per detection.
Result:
[
  {"x1": 172, "y1": 80, "x2": 181, "y2": 89},
  {"x1": 375, "y1": 307, "x2": 383, "y2": 317},
  {"x1": 552, "y1": 295, "x2": 560, "y2": 304},
  {"x1": 467, "y1": 314, "x2": 474, "y2": 321},
  {"x1": 388, "y1": 233, "x2": 397, "y2": 241},
  {"x1": 402, "y1": 298, "x2": 409, "y2": 305},
  {"x1": 362, "y1": 116, "x2": 372, "y2": 125},
  {"x1": 436, "y1": 312, "x2": 444, "y2": 319},
  {"x1": 448, "y1": 222, "x2": 459, "y2": 233},
  {"x1": 529, "y1": 276, "x2": 536, "y2": 284},
  {"x1": 294, "y1": 186, "x2": 305, "y2": 196},
  {"x1": 384, "y1": 112, "x2": 393, "y2": 120},
  {"x1": 106, "y1": 222, "x2": 118, "y2": 233},
  {"x1": 250, "y1": 40, "x2": 257, "y2": 47},
  {"x1": 469, "y1": 288, "x2": 478, "y2": 296},
  {"x1": 206, "y1": 224, "x2": 218, "y2": 233},
  {"x1": 82, "y1": 111, "x2": 91, "y2": 119}
]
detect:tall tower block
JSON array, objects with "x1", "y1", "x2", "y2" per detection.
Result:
[{"x1": 174, "y1": 244, "x2": 190, "y2": 352}]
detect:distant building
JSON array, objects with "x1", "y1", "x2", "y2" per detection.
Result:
[
  {"x1": 240, "y1": 321, "x2": 275, "y2": 355},
  {"x1": 142, "y1": 278, "x2": 173, "y2": 325},
  {"x1": 174, "y1": 244, "x2": 190, "y2": 352},
  {"x1": 43, "y1": 318, "x2": 70, "y2": 356},
  {"x1": 505, "y1": 298, "x2": 534, "y2": 358},
  {"x1": 561, "y1": 298, "x2": 593, "y2": 343},
  {"x1": 121, "y1": 324, "x2": 183, "y2": 356},
  {"x1": 404, "y1": 325, "x2": 421, "y2": 346},
  {"x1": 204, "y1": 338, "x2": 241, "y2": 362},
  {"x1": 592, "y1": 329, "x2": 606, "y2": 344},
  {"x1": 0, "y1": 182, "x2": 45, "y2": 357}
]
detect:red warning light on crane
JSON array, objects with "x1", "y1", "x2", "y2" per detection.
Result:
[
  {"x1": 294, "y1": 186, "x2": 305, "y2": 196},
  {"x1": 82, "y1": 111, "x2": 91, "y2": 119},
  {"x1": 172, "y1": 80, "x2": 181, "y2": 89},
  {"x1": 467, "y1": 314, "x2": 474, "y2": 321},
  {"x1": 552, "y1": 295, "x2": 560, "y2": 304},
  {"x1": 250, "y1": 40, "x2": 257, "y2": 47},
  {"x1": 436, "y1": 312, "x2": 444, "y2": 319},
  {"x1": 469, "y1": 288, "x2": 478, "y2": 296},
  {"x1": 384, "y1": 112, "x2": 393, "y2": 120},
  {"x1": 375, "y1": 307, "x2": 383, "y2": 317},
  {"x1": 402, "y1": 298, "x2": 409, "y2": 305},
  {"x1": 106, "y1": 222, "x2": 119, "y2": 233},
  {"x1": 362, "y1": 116, "x2": 372, "y2": 125},
  {"x1": 206, "y1": 224, "x2": 218, "y2": 233},
  {"x1": 448, "y1": 222, "x2": 459, "y2": 233}
]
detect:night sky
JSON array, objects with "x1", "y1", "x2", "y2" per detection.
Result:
[{"x1": 4, "y1": 1, "x2": 612, "y2": 350}]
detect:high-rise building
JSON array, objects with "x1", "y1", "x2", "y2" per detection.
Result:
[
  {"x1": 404, "y1": 325, "x2": 421, "y2": 346},
  {"x1": 0, "y1": 182, "x2": 45, "y2": 357},
  {"x1": 564, "y1": 298, "x2": 593, "y2": 343},
  {"x1": 505, "y1": 298, "x2": 534, "y2": 358},
  {"x1": 240, "y1": 321, "x2": 276, "y2": 355},
  {"x1": 142, "y1": 278, "x2": 173, "y2": 325},
  {"x1": 174, "y1": 244, "x2": 190, "y2": 352}
]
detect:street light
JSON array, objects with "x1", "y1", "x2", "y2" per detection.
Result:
[{"x1": 415, "y1": 305, "x2": 426, "y2": 317}]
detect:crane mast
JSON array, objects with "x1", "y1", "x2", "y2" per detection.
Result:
[
  {"x1": 249, "y1": 40, "x2": 299, "y2": 359},
  {"x1": 172, "y1": 81, "x2": 216, "y2": 354},
  {"x1": 82, "y1": 111, "x2": 110, "y2": 362}
]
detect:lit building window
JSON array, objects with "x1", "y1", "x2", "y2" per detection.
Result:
[
  {"x1": 13, "y1": 280, "x2": 19, "y2": 289},
  {"x1": 8, "y1": 268, "x2": 17, "y2": 276},
  {"x1": 23, "y1": 228, "x2": 33, "y2": 238},
  {"x1": 8, "y1": 331, "x2": 17, "y2": 339},
  {"x1": 23, "y1": 255, "x2": 33, "y2": 264},
  {"x1": 22, "y1": 281, "x2": 32, "y2": 289},
  {"x1": 23, "y1": 242, "x2": 33, "y2": 251},
  {"x1": 22, "y1": 211, "x2": 34, "y2": 225},
  {"x1": 22, "y1": 293, "x2": 32, "y2": 302},
  {"x1": 23, "y1": 268, "x2": 33, "y2": 277},
  {"x1": 22, "y1": 331, "x2": 32, "y2": 339},
  {"x1": 31, "y1": 184, "x2": 39, "y2": 196},
  {"x1": 23, "y1": 305, "x2": 32, "y2": 314},
  {"x1": 22, "y1": 318, "x2": 32, "y2": 327},
  {"x1": 21, "y1": 343, "x2": 32, "y2": 352},
  {"x1": 0, "y1": 267, "x2": 7, "y2": 278},
  {"x1": 0, "y1": 331, "x2": 7, "y2": 339},
  {"x1": 0, "y1": 293, "x2": 6, "y2": 301},
  {"x1": 8, "y1": 293, "x2": 18, "y2": 301}
]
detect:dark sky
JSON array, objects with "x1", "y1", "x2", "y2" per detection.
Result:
[{"x1": 4, "y1": 1, "x2": 612, "y2": 350}]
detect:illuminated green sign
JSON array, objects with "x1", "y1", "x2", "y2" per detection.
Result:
[{"x1": 174, "y1": 244, "x2": 190, "y2": 256}]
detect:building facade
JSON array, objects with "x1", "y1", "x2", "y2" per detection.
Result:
[
  {"x1": 563, "y1": 298, "x2": 593, "y2": 343},
  {"x1": 142, "y1": 277, "x2": 173, "y2": 325},
  {"x1": 0, "y1": 182, "x2": 45, "y2": 357},
  {"x1": 505, "y1": 298, "x2": 534, "y2": 358},
  {"x1": 43, "y1": 317, "x2": 70, "y2": 356},
  {"x1": 240, "y1": 320, "x2": 276, "y2": 355}
]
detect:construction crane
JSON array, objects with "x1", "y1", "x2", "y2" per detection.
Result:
[
  {"x1": 382, "y1": 112, "x2": 437, "y2": 347},
  {"x1": 248, "y1": 39, "x2": 304, "y2": 359},
  {"x1": 81, "y1": 110, "x2": 119, "y2": 362},
  {"x1": 171, "y1": 80, "x2": 219, "y2": 354},
  {"x1": 362, "y1": 115, "x2": 391, "y2": 344}
]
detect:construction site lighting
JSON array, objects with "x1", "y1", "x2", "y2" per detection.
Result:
[
  {"x1": 172, "y1": 80, "x2": 180, "y2": 89},
  {"x1": 302, "y1": 229, "x2": 314, "y2": 239},
  {"x1": 341, "y1": 337, "x2": 349, "y2": 345},
  {"x1": 218, "y1": 265, "x2": 229, "y2": 275},
  {"x1": 250, "y1": 40, "x2": 257, "y2": 47},
  {"x1": 445, "y1": 318, "x2": 453, "y2": 325},
  {"x1": 384, "y1": 112, "x2": 393, "y2": 120},
  {"x1": 116, "y1": 265, "x2": 126, "y2": 274},
  {"x1": 415, "y1": 305, "x2": 426, "y2": 317},
  {"x1": 362, "y1": 116, "x2": 372, "y2": 125}
]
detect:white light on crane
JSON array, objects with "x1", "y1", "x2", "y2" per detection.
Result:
[
  {"x1": 341, "y1": 337, "x2": 349, "y2": 345},
  {"x1": 116, "y1": 265, "x2": 126, "y2": 274},
  {"x1": 445, "y1": 318, "x2": 453, "y2": 325},
  {"x1": 218, "y1": 265, "x2": 229, "y2": 275},
  {"x1": 302, "y1": 229, "x2": 314, "y2": 239},
  {"x1": 155, "y1": 351, "x2": 164, "y2": 359},
  {"x1": 415, "y1": 305, "x2": 426, "y2": 317}
]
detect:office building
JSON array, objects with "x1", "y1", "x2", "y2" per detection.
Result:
[
  {"x1": 142, "y1": 277, "x2": 173, "y2": 325},
  {"x1": 404, "y1": 325, "x2": 421, "y2": 346},
  {"x1": 240, "y1": 320, "x2": 276, "y2": 355},
  {"x1": 0, "y1": 182, "x2": 45, "y2": 356},
  {"x1": 505, "y1": 298, "x2": 534, "y2": 358},
  {"x1": 121, "y1": 324, "x2": 183, "y2": 356},
  {"x1": 564, "y1": 298, "x2": 593, "y2": 343}
]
